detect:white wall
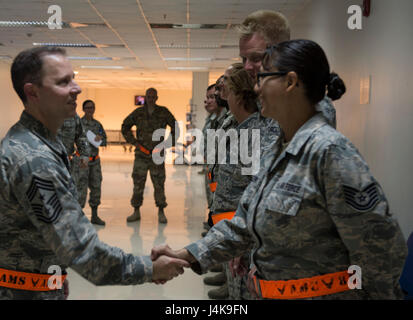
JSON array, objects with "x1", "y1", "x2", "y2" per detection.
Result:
[
  {"x1": 291, "y1": 0, "x2": 413, "y2": 239},
  {"x1": 0, "y1": 62, "x2": 23, "y2": 138}
]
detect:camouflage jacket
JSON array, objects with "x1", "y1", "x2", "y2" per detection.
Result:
[
  {"x1": 206, "y1": 110, "x2": 237, "y2": 184},
  {"x1": 57, "y1": 115, "x2": 90, "y2": 158},
  {"x1": 186, "y1": 113, "x2": 407, "y2": 299},
  {"x1": 211, "y1": 112, "x2": 280, "y2": 214},
  {"x1": 80, "y1": 117, "x2": 107, "y2": 157},
  {"x1": 121, "y1": 104, "x2": 179, "y2": 156},
  {"x1": 0, "y1": 111, "x2": 152, "y2": 299}
]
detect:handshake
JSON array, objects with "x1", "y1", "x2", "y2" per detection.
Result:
[{"x1": 150, "y1": 244, "x2": 196, "y2": 284}]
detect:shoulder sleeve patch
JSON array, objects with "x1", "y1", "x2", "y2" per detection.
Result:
[
  {"x1": 26, "y1": 176, "x2": 62, "y2": 224},
  {"x1": 342, "y1": 183, "x2": 380, "y2": 212}
]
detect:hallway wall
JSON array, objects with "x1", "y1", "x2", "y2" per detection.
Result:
[
  {"x1": 0, "y1": 62, "x2": 22, "y2": 138},
  {"x1": 291, "y1": 0, "x2": 413, "y2": 238}
]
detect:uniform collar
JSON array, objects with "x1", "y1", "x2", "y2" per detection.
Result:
[
  {"x1": 237, "y1": 111, "x2": 259, "y2": 130},
  {"x1": 284, "y1": 113, "x2": 328, "y2": 157},
  {"x1": 20, "y1": 111, "x2": 55, "y2": 141},
  {"x1": 19, "y1": 111, "x2": 65, "y2": 154}
]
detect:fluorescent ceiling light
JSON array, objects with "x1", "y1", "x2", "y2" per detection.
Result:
[
  {"x1": 0, "y1": 55, "x2": 12, "y2": 60},
  {"x1": 168, "y1": 67, "x2": 208, "y2": 71},
  {"x1": 80, "y1": 66, "x2": 124, "y2": 69},
  {"x1": 0, "y1": 20, "x2": 69, "y2": 28},
  {"x1": 150, "y1": 23, "x2": 233, "y2": 29},
  {"x1": 164, "y1": 57, "x2": 212, "y2": 61},
  {"x1": 159, "y1": 44, "x2": 237, "y2": 49},
  {"x1": 68, "y1": 56, "x2": 113, "y2": 60},
  {"x1": 33, "y1": 43, "x2": 125, "y2": 48},
  {"x1": 33, "y1": 42, "x2": 96, "y2": 48}
]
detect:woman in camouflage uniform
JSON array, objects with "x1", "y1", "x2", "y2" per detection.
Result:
[{"x1": 153, "y1": 40, "x2": 407, "y2": 299}]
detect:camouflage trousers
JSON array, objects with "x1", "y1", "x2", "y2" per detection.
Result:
[
  {"x1": 0, "y1": 287, "x2": 65, "y2": 300},
  {"x1": 224, "y1": 255, "x2": 254, "y2": 300},
  {"x1": 131, "y1": 153, "x2": 167, "y2": 208},
  {"x1": 71, "y1": 157, "x2": 102, "y2": 208}
]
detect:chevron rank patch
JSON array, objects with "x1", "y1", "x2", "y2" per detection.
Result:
[
  {"x1": 342, "y1": 183, "x2": 380, "y2": 212},
  {"x1": 26, "y1": 176, "x2": 62, "y2": 224}
]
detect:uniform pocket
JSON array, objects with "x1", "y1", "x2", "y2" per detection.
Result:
[{"x1": 264, "y1": 191, "x2": 303, "y2": 216}]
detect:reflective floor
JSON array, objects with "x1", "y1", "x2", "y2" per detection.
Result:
[{"x1": 67, "y1": 146, "x2": 215, "y2": 300}]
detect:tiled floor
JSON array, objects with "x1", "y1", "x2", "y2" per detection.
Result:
[{"x1": 67, "y1": 146, "x2": 216, "y2": 300}]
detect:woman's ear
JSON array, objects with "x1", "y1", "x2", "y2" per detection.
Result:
[{"x1": 286, "y1": 71, "x2": 299, "y2": 92}]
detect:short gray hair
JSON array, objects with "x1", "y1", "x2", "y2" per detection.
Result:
[{"x1": 238, "y1": 10, "x2": 290, "y2": 45}]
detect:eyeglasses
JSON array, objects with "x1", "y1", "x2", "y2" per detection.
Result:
[{"x1": 256, "y1": 71, "x2": 287, "y2": 87}]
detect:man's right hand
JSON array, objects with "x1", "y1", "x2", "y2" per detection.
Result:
[
  {"x1": 152, "y1": 255, "x2": 190, "y2": 283},
  {"x1": 151, "y1": 244, "x2": 196, "y2": 264}
]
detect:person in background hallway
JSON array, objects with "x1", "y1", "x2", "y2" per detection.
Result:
[
  {"x1": 80, "y1": 99, "x2": 106, "y2": 226},
  {"x1": 152, "y1": 39, "x2": 407, "y2": 300},
  {"x1": 122, "y1": 88, "x2": 179, "y2": 224},
  {"x1": 57, "y1": 114, "x2": 90, "y2": 206},
  {"x1": 198, "y1": 85, "x2": 218, "y2": 175},
  {"x1": 0, "y1": 46, "x2": 189, "y2": 300}
]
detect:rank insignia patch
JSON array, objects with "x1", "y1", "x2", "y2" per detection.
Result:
[
  {"x1": 343, "y1": 183, "x2": 380, "y2": 212},
  {"x1": 26, "y1": 176, "x2": 62, "y2": 224}
]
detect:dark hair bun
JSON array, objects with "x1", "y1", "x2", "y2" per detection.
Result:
[{"x1": 327, "y1": 72, "x2": 346, "y2": 101}]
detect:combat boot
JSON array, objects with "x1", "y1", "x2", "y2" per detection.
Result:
[
  {"x1": 208, "y1": 283, "x2": 229, "y2": 300},
  {"x1": 127, "y1": 207, "x2": 141, "y2": 222},
  {"x1": 158, "y1": 208, "x2": 167, "y2": 224},
  {"x1": 203, "y1": 271, "x2": 226, "y2": 286},
  {"x1": 91, "y1": 206, "x2": 105, "y2": 226}
]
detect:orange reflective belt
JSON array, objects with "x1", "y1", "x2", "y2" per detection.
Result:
[
  {"x1": 209, "y1": 182, "x2": 217, "y2": 193},
  {"x1": 138, "y1": 143, "x2": 161, "y2": 155},
  {"x1": 75, "y1": 151, "x2": 99, "y2": 162},
  {"x1": 89, "y1": 155, "x2": 99, "y2": 162},
  {"x1": 212, "y1": 211, "x2": 236, "y2": 225},
  {"x1": 253, "y1": 270, "x2": 350, "y2": 299},
  {"x1": 0, "y1": 268, "x2": 67, "y2": 291}
]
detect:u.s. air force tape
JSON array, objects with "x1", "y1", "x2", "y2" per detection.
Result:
[
  {"x1": 342, "y1": 183, "x2": 380, "y2": 212},
  {"x1": 26, "y1": 176, "x2": 62, "y2": 224}
]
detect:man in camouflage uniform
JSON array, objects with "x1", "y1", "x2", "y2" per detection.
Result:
[
  {"x1": 122, "y1": 88, "x2": 179, "y2": 224},
  {"x1": 0, "y1": 46, "x2": 189, "y2": 300},
  {"x1": 238, "y1": 10, "x2": 337, "y2": 128},
  {"x1": 80, "y1": 99, "x2": 107, "y2": 226},
  {"x1": 57, "y1": 114, "x2": 90, "y2": 206}
]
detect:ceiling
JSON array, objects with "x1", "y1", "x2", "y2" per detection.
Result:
[{"x1": 0, "y1": 0, "x2": 310, "y2": 90}]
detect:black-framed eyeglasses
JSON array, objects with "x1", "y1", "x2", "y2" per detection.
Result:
[{"x1": 256, "y1": 71, "x2": 288, "y2": 87}]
